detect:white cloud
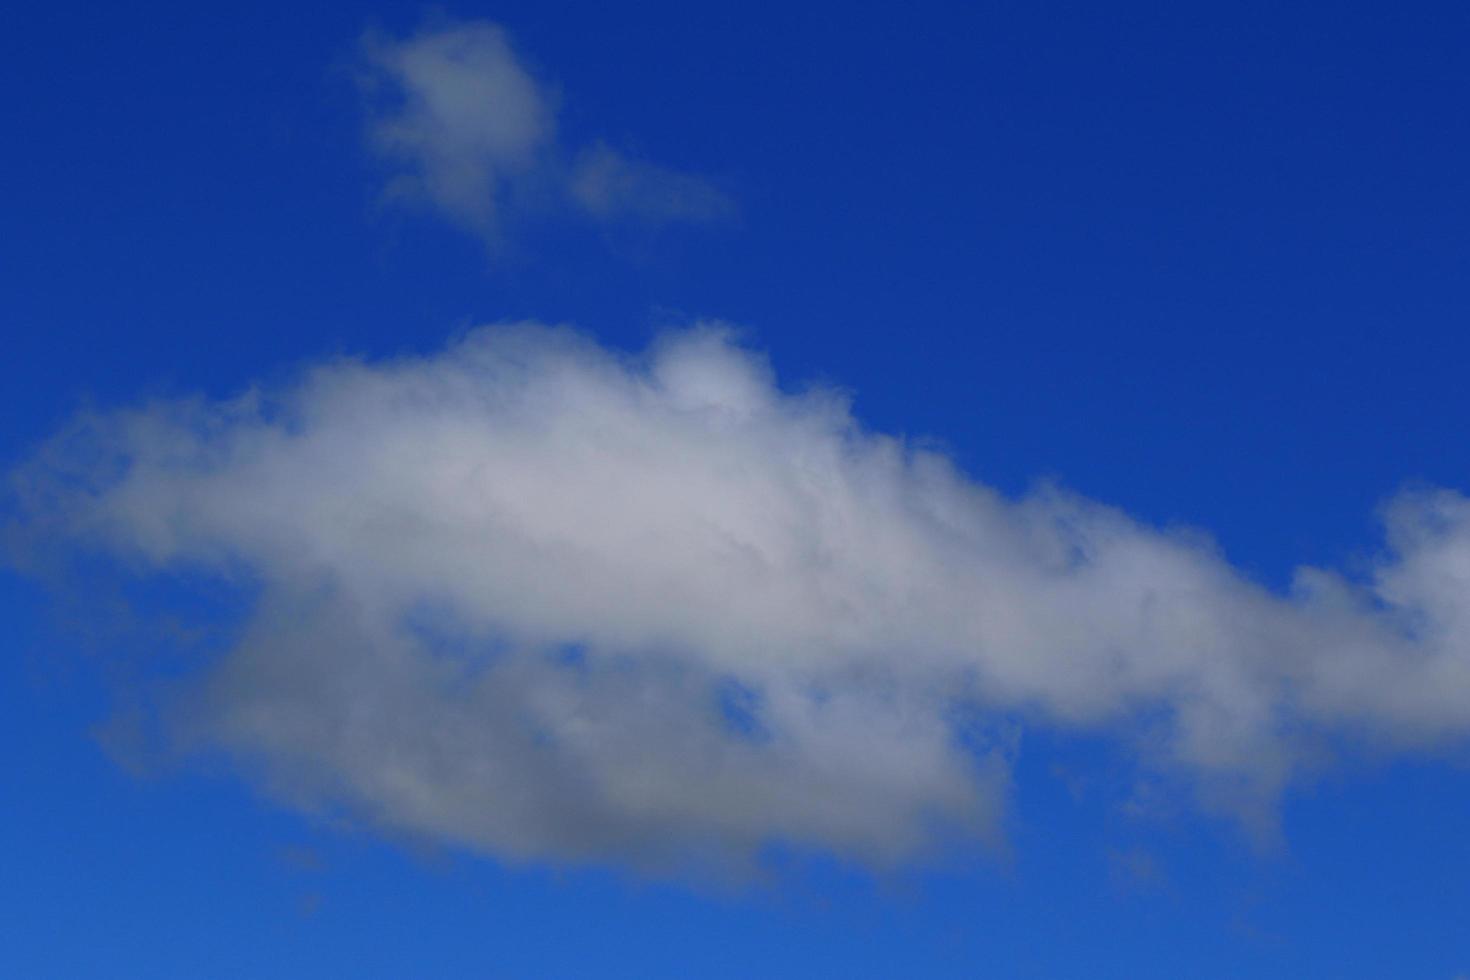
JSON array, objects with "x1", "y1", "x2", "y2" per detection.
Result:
[
  {"x1": 11, "y1": 325, "x2": 1470, "y2": 873},
  {"x1": 360, "y1": 21, "x2": 730, "y2": 239}
]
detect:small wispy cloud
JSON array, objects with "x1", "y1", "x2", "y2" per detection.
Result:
[
  {"x1": 11, "y1": 326, "x2": 1470, "y2": 877},
  {"x1": 359, "y1": 19, "x2": 731, "y2": 241},
  {"x1": 360, "y1": 20, "x2": 555, "y2": 233},
  {"x1": 570, "y1": 143, "x2": 735, "y2": 223}
]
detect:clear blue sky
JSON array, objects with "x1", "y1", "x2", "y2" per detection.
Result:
[{"x1": 3, "y1": 1, "x2": 1469, "y2": 976}]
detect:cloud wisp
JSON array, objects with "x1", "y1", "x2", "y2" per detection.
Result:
[
  {"x1": 10, "y1": 326, "x2": 1470, "y2": 875},
  {"x1": 359, "y1": 20, "x2": 731, "y2": 240}
]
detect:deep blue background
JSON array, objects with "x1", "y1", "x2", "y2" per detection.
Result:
[{"x1": 3, "y1": 1, "x2": 1468, "y2": 975}]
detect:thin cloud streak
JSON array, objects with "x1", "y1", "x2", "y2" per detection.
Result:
[{"x1": 10, "y1": 325, "x2": 1470, "y2": 874}]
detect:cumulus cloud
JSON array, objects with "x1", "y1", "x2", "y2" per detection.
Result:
[
  {"x1": 10, "y1": 325, "x2": 1470, "y2": 874},
  {"x1": 360, "y1": 20, "x2": 731, "y2": 238}
]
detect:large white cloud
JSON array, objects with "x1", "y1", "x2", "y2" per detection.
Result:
[
  {"x1": 11, "y1": 325, "x2": 1470, "y2": 873},
  {"x1": 360, "y1": 20, "x2": 731, "y2": 238}
]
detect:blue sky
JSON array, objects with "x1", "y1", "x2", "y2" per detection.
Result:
[{"x1": 3, "y1": 1, "x2": 1469, "y2": 976}]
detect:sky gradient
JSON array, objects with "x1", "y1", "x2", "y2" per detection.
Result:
[{"x1": 4, "y1": 2, "x2": 1470, "y2": 976}]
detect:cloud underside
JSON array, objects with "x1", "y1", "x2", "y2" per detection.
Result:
[
  {"x1": 361, "y1": 20, "x2": 731, "y2": 238},
  {"x1": 14, "y1": 325, "x2": 1470, "y2": 874}
]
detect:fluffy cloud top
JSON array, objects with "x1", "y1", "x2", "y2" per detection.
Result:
[
  {"x1": 12, "y1": 326, "x2": 1470, "y2": 873},
  {"x1": 360, "y1": 20, "x2": 731, "y2": 237}
]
